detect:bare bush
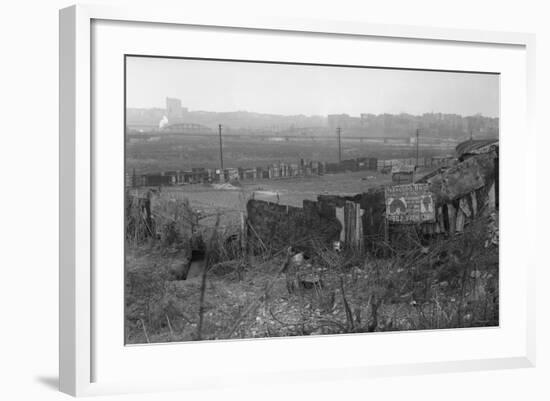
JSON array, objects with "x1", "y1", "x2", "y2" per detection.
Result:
[{"x1": 125, "y1": 194, "x2": 498, "y2": 343}]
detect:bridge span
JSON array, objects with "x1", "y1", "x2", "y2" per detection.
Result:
[{"x1": 127, "y1": 123, "x2": 447, "y2": 144}]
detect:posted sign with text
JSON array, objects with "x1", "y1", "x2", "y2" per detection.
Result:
[{"x1": 385, "y1": 183, "x2": 435, "y2": 223}]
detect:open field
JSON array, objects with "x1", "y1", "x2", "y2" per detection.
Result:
[
  {"x1": 126, "y1": 135, "x2": 456, "y2": 174},
  {"x1": 129, "y1": 170, "x2": 401, "y2": 229},
  {"x1": 128, "y1": 167, "x2": 442, "y2": 236},
  {"x1": 161, "y1": 170, "x2": 394, "y2": 205}
]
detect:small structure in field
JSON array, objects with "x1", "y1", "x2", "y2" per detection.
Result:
[
  {"x1": 223, "y1": 168, "x2": 240, "y2": 182},
  {"x1": 391, "y1": 164, "x2": 415, "y2": 184}
]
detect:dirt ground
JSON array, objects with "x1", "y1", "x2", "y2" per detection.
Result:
[
  {"x1": 125, "y1": 224, "x2": 499, "y2": 345},
  {"x1": 136, "y1": 168, "x2": 440, "y2": 229},
  {"x1": 141, "y1": 170, "x2": 395, "y2": 226},
  {"x1": 131, "y1": 170, "x2": 394, "y2": 230}
]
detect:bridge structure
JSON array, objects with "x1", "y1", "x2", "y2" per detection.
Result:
[
  {"x1": 162, "y1": 122, "x2": 214, "y2": 134},
  {"x1": 126, "y1": 123, "x2": 158, "y2": 132},
  {"x1": 126, "y1": 123, "x2": 447, "y2": 145}
]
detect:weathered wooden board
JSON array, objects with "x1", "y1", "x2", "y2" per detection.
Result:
[
  {"x1": 335, "y1": 206, "x2": 345, "y2": 243},
  {"x1": 456, "y1": 208, "x2": 465, "y2": 232},
  {"x1": 429, "y1": 153, "x2": 495, "y2": 202},
  {"x1": 385, "y1": 183, "x2": 436, "y2": 224},
  {"x1": 441, "y1": 157, "x2": 485, "y2": 200},
  {"x1": 448, "y1": 203, "x2": 456, "y2": 235},
  {"x1": 337, "y1": 202, "x2": 365, "y2": 250}
]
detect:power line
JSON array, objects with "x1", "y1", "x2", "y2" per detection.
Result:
[
  {"x1": 415, "y1": 128, "x2": 420, "y2": 169},
  {"x1": 218, "y1": 124, "x2": 224, "y2": 171},
  {"x1": 337, "y1": 127, "x2": 342, "y2": 163}
]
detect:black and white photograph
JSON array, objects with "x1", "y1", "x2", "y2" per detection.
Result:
[
  {"x1": 3, "y1": 0, "x2": 549, "y2": 399},
  {"x1": 124, "y1": 56, "x2": 499, "y2": 344}
]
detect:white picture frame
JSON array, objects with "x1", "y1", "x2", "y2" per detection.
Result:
[{"x1": 59, "y1": 4, "x2": 536, "y2": 397}]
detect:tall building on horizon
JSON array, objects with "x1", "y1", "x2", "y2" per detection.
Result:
[{"x1": 165, "y1": 97, "x2": 188, "y2": 123}]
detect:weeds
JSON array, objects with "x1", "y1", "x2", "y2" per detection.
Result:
[{"x1": 125, "y1": 193, "x2": 498, "y2": 343}]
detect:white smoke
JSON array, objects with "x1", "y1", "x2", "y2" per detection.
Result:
[{"x1": 159, "y1": 115, "x2": 169, "y2": 130}]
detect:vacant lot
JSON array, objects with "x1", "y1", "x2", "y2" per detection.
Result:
[
  {"x1": 126, "y1": 135, "x2": 455, "y2": 174},
  {"x1": 125, "y1": 215, "x2": 499, "y2": 344},
  {"x1": 132, "y1": 170, "x2": 398, "y2": 229},
  {"x1": 161, "y1": 170, "x2": 391, "y2": 205}
]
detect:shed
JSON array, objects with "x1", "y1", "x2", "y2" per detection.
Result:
[{"x1": 391, "y1": 164, "x2": 415, "y2": 184}]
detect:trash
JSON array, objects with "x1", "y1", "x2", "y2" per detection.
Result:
[
  {"x1": 291, "y1": 252, "x2": 305, "y2": 266},
  {"x1": 212, "y1": 183, "x2": 240, "y2": 190},
  {"x1": 297, "y1": 272, "x2": 322, "y2": 289}
]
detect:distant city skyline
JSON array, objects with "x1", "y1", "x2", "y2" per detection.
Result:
[{"x1": 126, "y1": 56, "x2": 499, "y2": 118}]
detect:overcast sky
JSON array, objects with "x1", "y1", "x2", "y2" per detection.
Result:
[{"x1": 126, "y1": 56, "x2": 499, "y2": 118}]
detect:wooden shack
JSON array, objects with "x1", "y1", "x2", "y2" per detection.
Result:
[
  {"x1": 391, "y1": 164, "x2": 415, "y2": 184},
  {"x1": 413, "y1": 139, "x2": 498, "y2": 236}
]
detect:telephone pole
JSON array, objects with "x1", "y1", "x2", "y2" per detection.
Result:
[
  {"x1": 218, "y1": 124, "x2": 224, "y2": 171},
  {"x1": 415, "y1": 128, "x2": 420, "y2": 169},
  {"x1": 337, "y1": 127, "x2": 342, "y2": 163}
]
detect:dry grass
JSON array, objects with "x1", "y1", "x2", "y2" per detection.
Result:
[{"x1": 125, "y1": 195, "x2": 498, "y2": 344}]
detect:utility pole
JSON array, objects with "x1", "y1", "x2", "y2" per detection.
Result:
[
  {"x1": 218, "y1": 124, "x2": 224, "y2": 171},
  {"x1": 337, "y1": 127, "x2": 342, "y2": 163},
  {"x1": 415, "y1": 128, "x2": 420, "y2": 170},
  {"x1": 470, "y1": 129, "x2": 473, "y2": 142}
]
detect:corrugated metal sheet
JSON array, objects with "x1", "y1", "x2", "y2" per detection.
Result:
[{"x1": 456, "y1": 139, "x2": 498, "y2": 159}]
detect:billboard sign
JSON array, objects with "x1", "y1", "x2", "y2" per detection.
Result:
[{"x1": 385, "y1": 183, "x2": 435, "y2": 223}]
